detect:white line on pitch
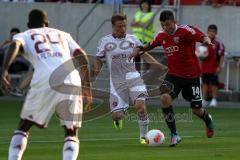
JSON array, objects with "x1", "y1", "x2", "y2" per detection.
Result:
[{"x1": 0, "y1": 136, "x2": 199, "y2": 144}]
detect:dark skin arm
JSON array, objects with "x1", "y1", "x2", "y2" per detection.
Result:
[
  {"x1": 0, "y1": 41, "x2": 22, "y2": 91},
  {"x1": 73, "y1": 50, "x2": 92, "y2": 106},
  {"x1": 92, "y1": 56, "x2": 103, "y2": 80}
]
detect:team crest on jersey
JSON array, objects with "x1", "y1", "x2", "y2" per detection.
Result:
[
  {"x1": 105, "y1": 42, "x2": 117, "y2": 51},
  {"x1": 173, "y1": 37, "x2": 180, "y2": 44},
  {"x1": 112, "y1": 101, "x2": 118, "y2": 107}
]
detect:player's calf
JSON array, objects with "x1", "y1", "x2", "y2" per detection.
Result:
[
  {"x1": 8, "y1": 130, "x2": 28, "y2": 160},
  {"x1": 63, "y1": 136, "x2": 79, "y2": 160},
  {"x1": 63, "y1": 127, "x2": 79, "y2": 160},
  {"x1": 135, "y1": 100, "x2": 149, "y2": 142},
  {"x1": 192, "y1": 108, "x2": 214, "y2": 138}
]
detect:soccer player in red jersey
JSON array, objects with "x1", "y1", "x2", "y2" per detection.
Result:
[
  {"x1": 129, "y1": 10, "x2": 214, "y2": 147},
  {"x1": 200, "y1": 24, "x2": 225, "y2": 107}
]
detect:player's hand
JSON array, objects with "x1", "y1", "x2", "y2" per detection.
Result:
[
  {"x1": 129, "y1": 48, "x2": 141, "y2": 62},
  {"x1": 202, "y1": 36, "x2": 213, "y2": 46},
  {"x1": 0, "y1": 71, "x2": 11, "y2": 93},
  {"x1": 82, "y1": 84, "x2": 93, "y2": 112},
  {"x1": 216, "y1": 66, "x2": 221, "y2": 74}
]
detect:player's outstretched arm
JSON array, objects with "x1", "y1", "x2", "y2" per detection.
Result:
[
  {"x1": 143, "y1": 52, "x2": 168, "y2": 70},
  {"x1": 73, "y1": 50, "x2": 92, "y2": 106},
  {"x1": 129, "y1": 43, "x2": 154, "y2": 60},
  {"x1": 0, "y1": 41, "x2": 21, "y2": 91}
]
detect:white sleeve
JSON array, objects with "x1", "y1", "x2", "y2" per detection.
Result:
[
  {"x1": 66, "y1": 33, "x2": 86, "y2": 56},
  {"x1": 96, "y1": 37, "x2": 105, "y2": 58},
  {"x1": 132, "y1": 35, "x2": 142, "y2": 47},
  {"x1": 13, "y1": 33, "x2": 26, "y2": 47}
]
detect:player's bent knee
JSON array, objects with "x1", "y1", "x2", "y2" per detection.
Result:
[
  {"x1": 192, "y1": 108, "x2": 204, "y2": 116},
  {"x1": 135, "y1": 99, "x2": 146, "y2": 113},
  {"x1": 17, "y1": 119, "x2": 34, "y2": 133},
  {"x1": 160, "y1": 94, "x2": 172, "y2": 108},
  {"x1": 64, "y1": 126, "x2": 78, "y2": 137},
  {"x1": 190, "y1": 100, "x2": 202, "y2": 109}
]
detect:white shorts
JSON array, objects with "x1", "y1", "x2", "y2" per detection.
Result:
[
  {"x1": 110, "y1": 78, "x2": 148, "y2": 112},
  {"x1": 21, "y1": 87, "x2": 82, "y2": 129}
]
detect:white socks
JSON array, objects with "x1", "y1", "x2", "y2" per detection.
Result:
[
  {"x1": 63, "y1": 136, "x2": 79, "y2": 160},
  {"x1": 8, "y1": 131, "x2": 79, "y2": 160},
  {"x1": 138, "y1": 116, "x2": 149, "y2": 138},
  {"x1": 8, "y1": 130, "x2": 28, "y2": 160}
]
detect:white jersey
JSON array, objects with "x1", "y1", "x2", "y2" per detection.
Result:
[
  {"x1": 13, "y1": 27, "x2": 84, "y2": 90},
  {"x1": 96, "y1": 34, "x2": 142, "y2": 82}
]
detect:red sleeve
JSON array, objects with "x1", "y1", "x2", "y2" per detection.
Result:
[
  {"x1": 219, "y1": 41, "x2": 225, "y2": 56},
  {"x1": 183, "y1": 25, "x2": 205, "y2": 42},
  {"x1": 149, "y1": 32, "x2": 163, "y2": 48}
]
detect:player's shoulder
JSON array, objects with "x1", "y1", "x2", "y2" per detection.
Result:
[
  {"x1": 101, "y1": 34, "x2": 113, "y2": 40},
  {"x1": 126, "y1": 34, "x2": 136, "y2": 38},
  {"x1": 153, "y1": 31, "x2": 166, "y2": 40},
  {"x1": 125, "y1": 34, "x2": 138, "y2": 40},
  {"x1": 99, "y1": 34, "x2": 113, "y2": 44},
  {"x1": 178, "y1": 24, "x2": 193, "y2": 30},
  {"x1": 13, "y1": 31, "x2": 26, "y2": 40},
  {"x1": 47, "y1": 27, "x2": 70, "y2": 36},
  {"x1": 177, "y1": 24, "x2": 198, "y2": 34},
  {"x1": 215, "y1": 37, "x2": 224, "y2": 43},
  {"x1": 154, "y1": 31, "x2": 166, "y2": 38}
]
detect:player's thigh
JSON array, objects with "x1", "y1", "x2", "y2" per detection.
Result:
[
  {"x1": 58, "y1": 93, "x2": 83, "y2": 129},
  {"x1": 21, "y1": 88, "x2": 57, "y2": 128},
  {"x1": 162, "y1": 74, "x2": 183, "y2": 100},
  {"x1": 202, "y1": 74, "x2": 212, "y2": 84},
  {"x1": 210, "y1": 74, "x2": 219, "y2": 86},
  {"x1": 129, "y1": 78, "x2": 148, "y2": 104},
  {"x1": 182, "y1": 78, "x2": 202, "y2": 108},
  {"x1": 110, "y1": 86, "x2": 129, "y2": 113}
]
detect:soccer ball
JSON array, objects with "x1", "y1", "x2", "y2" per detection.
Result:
[
  {"x1": 195, "y1": 45, "x2": 209, "y2": 60},
  {"x1": 145, "y1": 129, "x2": 165, "y2": 146}
]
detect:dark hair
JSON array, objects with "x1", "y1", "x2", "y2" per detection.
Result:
[
  {"x1": 159, "y1": 10, "x2": 175, "y2": 22},
  {"x1": 139, "y1": 0, "x2": 152, "y2": 12},
  {"x1": 111, "y1": 13, "x2": 127, "y2": 25},
  {"x1": 10, "y1": 28, "x2": 20, "y2": 33},
  {"x1": 28, "y1": 9, "x2": 48, "y2": 28},
  {"x1": 208, "y1": 24, "x2": 218, "y2": 31}
]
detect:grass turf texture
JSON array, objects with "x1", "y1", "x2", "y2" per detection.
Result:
[{"x1": 0, "y1": 100, "x2": 239, "y2": 160}]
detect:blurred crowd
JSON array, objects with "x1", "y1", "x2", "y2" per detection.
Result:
[{"x1": 0, "y1": 0, "x2": 240, "y2": 6}]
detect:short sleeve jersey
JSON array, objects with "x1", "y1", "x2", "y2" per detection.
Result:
[
  {"x1": 96, "y1": 34, "x2": 142, "y2": 81},
  {"x1": 200, "y1": 37, "x2": 225, "y2": 74},
  {"x1": 150, "y1": 25, "x2": 205, "y2": 78},
  {"x1": 13, "y1": 27, "x2": 85, "y2": 89}
]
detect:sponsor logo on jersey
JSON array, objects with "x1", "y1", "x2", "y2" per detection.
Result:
[
  {"x1": 112, "y1": 101, "x2": 118, "y2": 107},
  {"x1": 165, "y1": 46, "x2": 179, "y2": 54}
]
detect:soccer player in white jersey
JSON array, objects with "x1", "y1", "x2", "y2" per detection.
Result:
[
  {"x1": 94, "y1": 13, "x2": 166, "y2": 144},
  {"x1": 0, "y1": 9, "x2": 92, "y2": 160}
]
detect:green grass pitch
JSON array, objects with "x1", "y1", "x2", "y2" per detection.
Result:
[{"x1": 0, "y1": 100, "x2": 239, "y2": 160}]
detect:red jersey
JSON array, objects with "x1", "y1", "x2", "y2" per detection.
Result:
[
  {"x1": 200, "y1": 37, "x2": 225, "y2": 74},
  {"x1": 150, "y1": 25, "x2": 205, "y2": 78}
]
